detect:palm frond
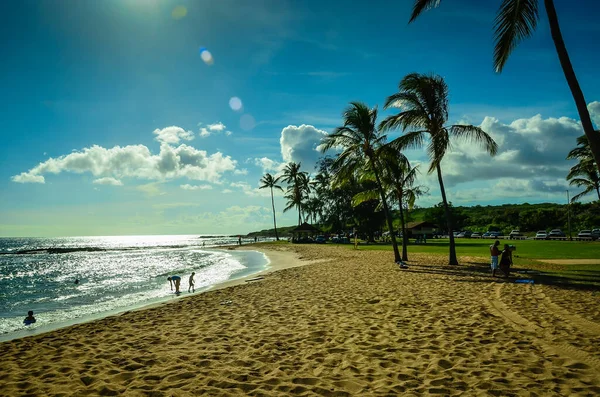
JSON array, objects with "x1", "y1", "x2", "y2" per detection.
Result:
[
  {"x1": 571, "y1": 186, "x2": 595, "y2": 202},
  {"x1": 352, "y1": 190, "x2": 380, "y2": 207},
  {"x1": 409, "y1": 0, "x2": 442, "y2": 23},
  {"x1": 449, "y1": 124, "x2": 499, "y2": 155},
  {"x1": 388, "y1": 130, "x2": 427, "y2": 152},
  {"x1": 493, "y1": 0, "x2": 539, "y2": 72}
]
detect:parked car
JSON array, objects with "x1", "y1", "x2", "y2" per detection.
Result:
[
  {"x1": 592, "y1": 229, "x2": 600, "y2": 239},
  {"x1": 509, "y1": 230, "x2": 523, "y2": 239},
  {"x1": 577, "y1": 230, "x2": 593, "y2": 239},
  {"x1": 535, "y1": 230, "x2": 548, "y2": 240},
  {"x1": 471, "y1": 233, "x2": 481, "y2": 238},
  {"x1": 314, "y1": 235, "x2": 326, "y2": 244},
  {"x1": 489, "y1": 232, "x2": 501, "y2": 239},
  {"x1": 548, "y1": 229, "x2": 565, "y2": 238},
  {"x1": 482, "y1": 232, "x2": 491, "y2": 238}
]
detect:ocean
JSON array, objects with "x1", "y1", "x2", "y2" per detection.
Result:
[{"x1": 0, "y1": 235, "x2": 271, "y2": 341}]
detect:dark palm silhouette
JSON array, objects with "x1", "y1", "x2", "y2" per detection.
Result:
[
  {"x1": 259, "y1": 173, "x2": 284, "y2": 240},
  {"x1": 322, "y1": 101, "x2": 402, "y2": 262},
  {"x1": 567, "y1": 134, "x2": 600, "y2": 201},
  {"x1": 408, "y1": 0, "x2": 600, "y2": 174},
  {"x1": 381, "y1": 73, "x2": 498, "y2": 265}
]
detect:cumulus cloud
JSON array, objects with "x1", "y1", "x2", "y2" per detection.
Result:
[
  {"x1": 11, "y1": 127, "x2": 239, "y2": 185},
  {"x1": 589, "y1": 101, "x2": 600, "y2": 126},
  {"x1": 234, "y1": 169, "x2": 249, "y2": 175},
  {"x1": 199, "y1": 121, "x2": 232, "y2": 138},
  {"x1": 280, "y1": 124, "x2": 329, "y2": 170},
  {"x1": 93, "y1": 177, "x2": 123, "y2": 186},
  {"x1": 153, "y1": 126, "x2": 194, "y2": 144},
  {"x1": 180, "y1": 184, "x2": 213, "y2": 190},
  {"x1": 433, "y1": 114, "x2": 582, "y2": 189}
]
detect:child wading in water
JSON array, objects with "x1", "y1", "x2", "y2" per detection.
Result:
[
  {"x1": 188, "y1": 272, "x2": 195, "y2": 293},
  {"x1": 23, "y1": 310, "x2": 36, "y2": 325}
]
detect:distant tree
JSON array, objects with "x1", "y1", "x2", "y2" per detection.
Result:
[
  {"x1": 408, "y1": 0, "x2": 600, "y2": 174},
  {"x1": 281, "y1": 162, "x2": 309, "y2": 225},
  {"x1": 381, "y1": 73, "x2": 498, "y2": 265},
  {"x1": 259, "y1": 173, "x2": 283, "y2": 241}
]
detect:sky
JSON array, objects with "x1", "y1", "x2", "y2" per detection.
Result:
[{"x1": 1, "y1": 0, "x2": 599, "y2": 237}]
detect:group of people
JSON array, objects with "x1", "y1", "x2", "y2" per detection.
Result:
[
  {"x1": 489, "y1": 240, "x2": 514, "y2": 277},
  {"x1": 167, "y1": 272, "x2": 195, "y2": 294}
]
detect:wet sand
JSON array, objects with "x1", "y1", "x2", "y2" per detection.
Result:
[{"x1": 1, "y1": 244, "x2": 599, "y2": 396}]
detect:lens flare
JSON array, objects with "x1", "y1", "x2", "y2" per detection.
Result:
[
  {"x1": 171, "y1": 6, "x2": 187, "y2": 19},
  {"x1": 229, "y1": 97, "x2": 243, "y2": 111},
  {"x1": 199, "y1": 47, "x2": 214, "y2": 65},
  {"x1": 240, "y1": 114, "x2": 256, "y2": 131}
]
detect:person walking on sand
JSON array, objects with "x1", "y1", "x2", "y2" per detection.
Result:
[
  {"x1": 489, "y1": 240, "x2": 501, "y2": 277},
  {"x1": 188, "y1": 272, "x2": 195, "y2": 293},
  {"x1": 167, "y1": 275, "x2": 182, "y2": 293}
]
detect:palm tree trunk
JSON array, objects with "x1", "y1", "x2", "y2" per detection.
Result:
[
  {"x1": 397, "y1": 192, "x2": 408, "y2": 261},
  {"x1": 371, "y1": 158, "x2": 401, "y2": 262},
  {"x1": 544, "y1": 0, "x2": 600, "y2": 174},
  {"x1": 270, "y1": 187, "x2": 279, "y2": 241},
  {"x1": 436, "y1": 165, "x2": 458, "y2": 265}
]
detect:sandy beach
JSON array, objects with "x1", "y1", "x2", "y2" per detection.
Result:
[{"x1": 1, "y1": 244, "x2": 600, "y2": 396}]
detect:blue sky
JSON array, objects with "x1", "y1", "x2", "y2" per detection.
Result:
[{"x1": 1, "y1": 0, "x2": 599, "y2": 236}]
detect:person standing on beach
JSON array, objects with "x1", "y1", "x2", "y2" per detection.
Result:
[
  {"x1": 238, "y1": 236, "x2": 242, "y2": 245},
  {"x1": 188, "y1": 272, "x2": 195, "y2": 293},
  {"x1": 167, "y1": 276, "x2": 182, "y2": 293},
  {"x1": 499, "y1": 244, "x2": 513, "y2": 278},
  {"x1": 489, "y1": 240, "x2": 501, "y2": 277}
]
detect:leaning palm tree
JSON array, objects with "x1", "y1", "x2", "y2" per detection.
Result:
[
  {"x1": 259, "y1": 173, "x2": 284, "y2": 240},
  {"x1": 322, "y1": 101, "x2": 402, "y2": 263},
  {"x1": 381, "y1": 73, "x2": 498, "y2": 265},
  {"x1": 408, "y1": 0, "x2": 600, "y2": 174}
]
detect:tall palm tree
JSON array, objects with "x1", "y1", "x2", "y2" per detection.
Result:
[
  {"x1": 281, "y1": 162, "x2": 309, "y2": 225},
  {"x1": 322, "y1": 101, "x2": 402, "y2": 262},
  {"x1": 408, "y1": 0, "x2": 600, "y2": 174},
  {"x1": 381, "y1": 73, "x2": 498, "y2": 265},
  {"x1": 259, "y1": 173, "x2": 284, "y2": 240},
  {"x1": 567, "y1": 134, "x2": 600, "y2": 201}
]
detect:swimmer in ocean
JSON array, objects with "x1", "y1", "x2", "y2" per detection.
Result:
[
  {"x1": 167, "y1": 276, "x2": 182, "y2": 293},
  {"x1": 23, "y1": 310, "x2": 36, "y2": 325}
]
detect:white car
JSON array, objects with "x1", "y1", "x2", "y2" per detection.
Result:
[
  {"x1": 535, "y1": 231, "x2": 547, "y2": 240},
  {"x1": 577, "y1": 230, "x2": 593, "y2": 239},
  {"x1": 509, "y1": 230, "x2": 523, "y2": 239}
]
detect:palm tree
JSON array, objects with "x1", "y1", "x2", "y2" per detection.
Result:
[
  {"x1": 408, "y1": 0, "x2": 600, "y2": 174},
  {"x1": 567, "y1": 134, "x2": 600, "y2": 201},
  {"x1": 281, "y1": 162, "x2": 309, "y2": 225},
  {"x1": 378, "y1": 146, "x2": 421, "y2": 261},
  {"x1": 322, "y1": 101, "x2": 402, "y2": 262},
  {"x1": 259, "y1": 173, "x2": 284, "y2": 240},
  {"x1": 381, "y1": 73, "x2": 498, "y2": 265}
]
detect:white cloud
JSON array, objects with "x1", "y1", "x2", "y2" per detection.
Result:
[
  {"x1": 12, "y1": 127, "x2": 238, "y2": 185},
  {"x1": 253, "y1": 157, "x2": 283, "y2": 173},
  {"x1": 11, "y1": 173, "x2": 45, "y2": 184},
  {"x1": 222, "y1": 189, "x2": 233, "y2": 194},
  {"x1": 229, "y1": 181, "x2": 273, "y2": 197},
  {"x1": 180, "y1": 184, "x2": 213, "y2": 190},
  {"x1": 280, "y1": 124, "x2": 329, "y2": 170},
  {"x1": 136, "y1": 182, "x2": 166, "y2": 197},
  {"x1": 199, "y1": 121, "x2": 233, "y2": 138},
  {"x1": 234, "y1": 169, "x2": 248, "y2": 175},
  {"x1": 153, "y1": 126, "x2": 194, "y2": 144},
  {"x1": 93, "y1": 177, "x2": 123, "y2": 186},
  {"x1": 589, "y1": 101, "x2": 600, "y2": 126}
]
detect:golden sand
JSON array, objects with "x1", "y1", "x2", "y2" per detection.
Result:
[{"x1": 1, "y1": 244, "x2": 599, "y2": 396}]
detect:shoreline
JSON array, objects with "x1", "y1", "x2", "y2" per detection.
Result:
[
  {"x1": 1, "y1": 244, "x2": 599, "y2": 396},
  {"x1": 0, "y1": 246, "x2": 300, "y2": 343}
]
